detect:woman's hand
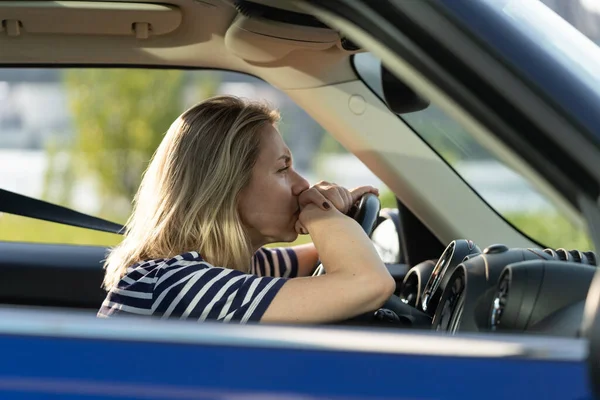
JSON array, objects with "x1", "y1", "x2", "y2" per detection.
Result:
[
  {"x1": 295, "y1": 182, "x2": 379, "y2": 234},
  {"x1": 298, "y1": 181, "x2": 379, "y2": 214}
]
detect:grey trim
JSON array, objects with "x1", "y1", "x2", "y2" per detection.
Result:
[
  {"x1": 0, "y1": 306, "x2": 587, "y2": 361},
  {"x1": 0, "y1": 377, "x2": 329, "y2": 400}
]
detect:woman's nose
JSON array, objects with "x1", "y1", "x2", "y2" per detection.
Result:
[{"x1": 292, "y1": 171, "x2": 310, "y2": 196}]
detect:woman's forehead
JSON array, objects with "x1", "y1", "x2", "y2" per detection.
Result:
[{"x1": 259, "y1": 125, "x2": 291, "y2": 161}]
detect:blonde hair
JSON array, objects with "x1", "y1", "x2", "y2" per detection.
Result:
[{"x1": 102, "y1": 95, "x2": 280, "y2": 290}]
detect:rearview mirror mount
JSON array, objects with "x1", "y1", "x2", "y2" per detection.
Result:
[{"x1": 381, "y1": 63, "x2": 429, "y2": 114}]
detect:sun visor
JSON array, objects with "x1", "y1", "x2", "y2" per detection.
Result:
[{"x1": 0, "y1": 1, "x2": 182, "y2": 39}]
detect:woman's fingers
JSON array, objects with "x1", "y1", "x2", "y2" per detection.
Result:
[
  {"x1": 309, "y1": 181, "x2": 352, "y2": 213},
  {"x1": 327, "y1": 186, "x2": 347, "y2": 213},
  {"x1": 349, "y1": 185, "x2": 380, "y2": 204},
  {"x1": 330, "y1": 186, "x2": 353, "y2": 213},
  {"x1": 299, "y1": 182, "x2": 380, "y2": 214},
  {"x1": 298, "y1": 187, "x2": 332, "y2": 211},
  {"x1": 340, "y1": 187, "x2": 354, "y2": 214}
]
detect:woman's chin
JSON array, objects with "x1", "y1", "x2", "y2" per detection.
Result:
[
  {"x1": 263, "y1": 231, "x2": 298, "y2": 245},
  {"x1": 281, "y1": 231, "x2": 299, "y2": 243}
]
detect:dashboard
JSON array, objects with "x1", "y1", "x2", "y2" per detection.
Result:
[{"x1": 393, "y1": 239, "x2": 597, "y2": 336}]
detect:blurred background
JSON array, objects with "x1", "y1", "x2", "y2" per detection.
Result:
[{"x1": 0, "y1": 0, "x2": 597, "y2": 252}]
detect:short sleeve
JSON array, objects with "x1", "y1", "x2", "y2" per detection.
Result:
[
  {"x1": 152, "y1": 260, "x2": 287, "y2": 323},
  {"x1": 252, "y1": 247, "x2": 299, "y2": 278}
]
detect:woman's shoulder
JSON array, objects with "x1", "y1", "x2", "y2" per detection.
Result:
[
  {"x1": 128, "y1": 251, "x2": 245, "y2": 280},
  {"x1": 123, "y1": 251, "x2": 203, "y2": 277}
]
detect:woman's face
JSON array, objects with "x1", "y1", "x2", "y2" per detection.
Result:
[{"x1": 238, "y1": 124, "x2": 310, "y2": 249}]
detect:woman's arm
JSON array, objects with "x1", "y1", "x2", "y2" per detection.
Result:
[
  {"x1": 292, "y1": 243, "x2": 319, "y2": 277},
  {"x1": 261, "y1": 204, "x2": 395, "y2": 323}
]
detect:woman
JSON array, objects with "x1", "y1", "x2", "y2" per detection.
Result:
[{"x1": 99, "y1": 95, "x2": 395, "y2": 324}]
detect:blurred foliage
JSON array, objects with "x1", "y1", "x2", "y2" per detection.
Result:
[
  {"x1": 318, "y1": 132, "x2": 347, "y2": 154},
  {"x1": 42, "y1": 69, "x2": 219, "y2": 221},
  {"x1": 267, "y1": 234, "x2": 313, "y2": 249},
  {"x1": 379, "y1": 189, "x2": 397, "y2": 210},
  {"x1": 505, "y1": 212, "x2": 593, "y2": 251},
  {"x1": 0, "y1": 213, "x2": 123, "y2": 247}
]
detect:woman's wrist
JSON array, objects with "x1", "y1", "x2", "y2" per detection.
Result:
[{"x1": 298, "y1": 203, "x2": 341, "y2": 229}]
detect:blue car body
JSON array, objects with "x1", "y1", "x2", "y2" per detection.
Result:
[{"x1": 0, "y1": 308, "x2": 592, "y2": 400}]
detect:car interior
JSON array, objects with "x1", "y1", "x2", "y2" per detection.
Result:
[{"x1": 0, "y1": 0, "x2": 598, "y2": 338}]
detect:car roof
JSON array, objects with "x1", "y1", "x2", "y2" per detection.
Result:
[{"x1": 0, "y1": 0, "x2": 356, "y2": 91}]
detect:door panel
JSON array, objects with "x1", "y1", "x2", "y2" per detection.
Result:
[
  {"x1": 0, "y1": 324, "x2": 590, "y2": 400},
  {"x1": 0, "y1": 242, "x2": 106, "y2": 309}
]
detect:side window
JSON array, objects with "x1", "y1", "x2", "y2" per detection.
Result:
[
  {"x1": 353, "y1": 53, "x2": 593, "y2": 251},
  {"x1": 0, "y1": 68, "x2": 390, "y2": 247}
]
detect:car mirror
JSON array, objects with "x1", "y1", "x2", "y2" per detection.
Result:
[
  {"x1": 371, "y1": 208, "x2": 403, "y2": 264},
  {"x1": 381, "y1": 63, "x2": 430, "y2": 114}
]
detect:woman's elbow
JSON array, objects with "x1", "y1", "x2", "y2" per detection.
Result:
[
  {"x1": 379, "y1": 273, "x2": 397, "y2": 304},
  {"x1": 362, "y1": 272, "x2": 396, "y2": 311}
]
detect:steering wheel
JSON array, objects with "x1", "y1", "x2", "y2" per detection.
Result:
[
  {"x1": 312, "y1": 193, "x2": 381, "y2": 277},
  {"x1": 312, "y1": 193, "x2": 432, "y2": 327}
]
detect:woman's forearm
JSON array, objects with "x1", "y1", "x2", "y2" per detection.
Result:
[
  {"x1": 302, "y1": 207, "x2": 391, "y2": 283},
  {"x1": 262, "y1": 208, "x2": 394, "y2": 323}
]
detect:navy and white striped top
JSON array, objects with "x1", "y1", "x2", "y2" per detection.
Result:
[{"x1": 98, "y1": 247, "x2": 299, "y2": 323}]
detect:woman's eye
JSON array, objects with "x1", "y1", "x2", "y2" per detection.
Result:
[{"x1": 277, "y1": 166, "x2": 290, "y2": 173}]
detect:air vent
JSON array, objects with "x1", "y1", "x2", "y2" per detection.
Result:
[
  {"x1": 543, "y1": 248, "x2": 558, "y2": 259},
  {"x1": 572, "y1": 250, "x2": 584, "y2": 263},
  {"x1": 556, "y1": 248, "x2": 571, "y2": 262},
  {"x1": 543, "y1": 248, "x2": 597, "y2": 266},
  {"x1": 399, "y1": 272, "x2": 419, "y2": 307},
  {"x1": 588, "y1": 252, "x2": 597, "y2": 265},
  {"x1": 490, "y1": 270, "x2": 510, "y2": 331},
  {"x1": 490, "y1": 261, "x2": 594, "y2": 334}
]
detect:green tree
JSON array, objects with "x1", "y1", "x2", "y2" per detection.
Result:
[
  {"x1": 379, "y1": 189, "x2": 397, "y2": 209},
  {"x1": 43, "y1": 69, "x2": 219, "y2": 221},
  {"x1": 318, "y1": 132, "x2": 347, "y2": 154}
]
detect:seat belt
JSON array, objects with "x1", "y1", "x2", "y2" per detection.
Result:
[{"x1": 0, "y1": 188, "x2": 124, "y2": 234}]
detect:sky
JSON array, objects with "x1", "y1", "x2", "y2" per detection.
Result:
[{"x1": 581, "y1": 0, "x2": 600, "y2": 14}]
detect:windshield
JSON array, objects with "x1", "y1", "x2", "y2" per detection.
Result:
[{"x1": 354, "y1": 52, "x2": 593, "y2": 251}]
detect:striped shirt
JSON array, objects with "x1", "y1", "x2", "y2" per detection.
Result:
[{"x1": 98, "y1": 247, "x2": 299, "y2": 323}]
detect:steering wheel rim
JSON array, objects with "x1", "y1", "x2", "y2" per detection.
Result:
[{"x1": 312, "y1": 193, "x2": 381, "y2": 277}]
